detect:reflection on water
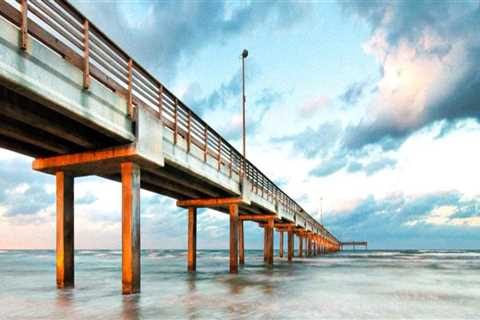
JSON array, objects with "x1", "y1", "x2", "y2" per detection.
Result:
[
  {"x1": 122, "y1": 295, "x2": 140, "y2": 320},
  {"x1": 0, "y1": 250, "x2": 479, "y2": 319}
]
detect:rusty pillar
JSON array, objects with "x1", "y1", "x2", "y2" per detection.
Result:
[
  {"x1": 229, "y1": 204, "x2": 239, "y2": 273},
  {"x1": 288, "y1": 228, "x2": 294, "y2": 262},
  {"x1": 239, "y1": 220, "x2": 245, "y2": 265},
  {"x1": 279, "y1": 230, "x2": 284, "y2": 257},
  {"x1": 265, "y1": 218, "x2": 274, "y2": 265},
  {"x1": 187, "y1": 207, "x2": 197, "y2": 272},
  {"x1": 56, "y1": 171, "x2": 74, "y2": 289},
  {"x1": 121, "y1": 162, "x2": 141, "y2": 295}
]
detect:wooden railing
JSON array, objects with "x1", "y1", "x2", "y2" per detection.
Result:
[{"x1": 0, "y1": 0, "x2": 339, "y2": 244}]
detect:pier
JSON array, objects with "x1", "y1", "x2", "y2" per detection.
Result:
[
  {"x1": 0, "y1": 0, "x2": 341, "y2": 294},
  {"x1": 341, "y1": 241, "x2": 368, "y2": 251}
]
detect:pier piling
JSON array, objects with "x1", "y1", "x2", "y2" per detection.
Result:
[
  {"x1": 288, "y1": 228, "x2": 294, "y2": 262},
  {"x1": 239, "y1": 220, "x2": 245, "y2": 265},
  {"x1": 279, "y1": 230, "x2": 284, "y2": 257},
  {"x1": 56, "y1": 171, "x2": 74, "y2": 289},
  {"x1": 187, "y1": 207, "x2": 197, "y2": 272},
  {"x1": 121, "y1": 162, "x2": 141, "y2": 295},
  {"x1": 229, "y1": 204, "x2": 239, "y2": 273}
]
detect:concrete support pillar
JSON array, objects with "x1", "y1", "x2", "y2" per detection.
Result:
[
  {"x1": 307, "y1": 236, "x2": 312, "y2": 257},
  {"x1": 279, "y1": 231, "x2": 284, "y2": 257},
  {"x1": 239, "y1": 220, "x2": 245, "y2": 265},
  {"x1": 121, "y1": 162, "x2": 141, "y2": 295},
  {"x1": 229, "y1": 204, "x2": 239, "y2": 273},
  {"x1": 287, "y1": 228, "x2": 294, "y2": 262},
  {"x1": 299, "y1": 235, "x2": 303, "y2": 257},
  {"x1": 265, "y1": 218, "x2": 274, "y2": 265},
  {"x1": 56, "y1": 171, "x2": 74, "y2": 289},
  {"x1": 187, "y1": 207, "x2": 197, "y2": 272}
]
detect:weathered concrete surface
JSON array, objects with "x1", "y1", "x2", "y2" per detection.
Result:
[{"x1": 0, "y1": 17, "x2": 134, "y2": 142}]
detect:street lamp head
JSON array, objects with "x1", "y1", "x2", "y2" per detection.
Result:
[{"x1": 242, "y1": 49, "x2": 248, "y2": 59}]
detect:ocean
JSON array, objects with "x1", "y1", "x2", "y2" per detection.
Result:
[{"x1": 0, "y1": 250, "x2": 478, "y2": 319}]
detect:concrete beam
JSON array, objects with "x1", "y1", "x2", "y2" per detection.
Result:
[
  {"x1": 177, "y1": 197, "x2": 244, "y2": 208},
  {"x1": 239, "y1": 214, "x2": 277, "y2": 221}
]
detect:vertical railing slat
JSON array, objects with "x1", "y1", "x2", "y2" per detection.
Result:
[
  {"x1": 217, "y1": 137, "x2": 221, "y2": 171},
  {"x1": 158, "y1": 85, "x2": 163, "y2": 121},
  {"x1": 82, "y1": 19, "x2": 90, "y2": 89},
  {"x1": 174, "y1": 98, "x2": 178, "y2": 145},
  {"x1": 187, "y1": 110, "x2": 191, "y2": 153},
  {"x1": 203, "y1": 126, "x2": 207, "y2": 162},
  {"x1": 20, "y1": 0, "x2": 28, "y2": 50},
  {"x1": 127, "y1": 59, "x2": 133, "y2": 119}
]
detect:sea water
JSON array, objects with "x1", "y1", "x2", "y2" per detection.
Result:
[{"x1": 0, "y1": 250, "x2": 479, "y2": 319}]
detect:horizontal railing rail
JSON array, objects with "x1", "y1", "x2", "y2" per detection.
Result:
[{"x1": 0, "y1": 0, "x2": 339, "y2": 244}]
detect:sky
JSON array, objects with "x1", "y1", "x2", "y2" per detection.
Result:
[{"x1": 1, "y1": 0, "x2": 479, "y2": 250}]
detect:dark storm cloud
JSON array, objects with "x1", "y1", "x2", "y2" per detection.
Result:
[
  {"x1": 340, "y1": 1, "x2": 480, "y2": 151},
  {"x1": 71, "y1": 0, "x2": 312, "y2": 82},
  {"x1": 327, "y1": 191, "x2": 480, "y2": 248},
  {"x1": 0, "y1": 158, "x2": 54, "y2": 218}
]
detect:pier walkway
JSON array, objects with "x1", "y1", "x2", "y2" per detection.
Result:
[{"x1": 0, "y1": 0, "x2": 340, "y2": 294}]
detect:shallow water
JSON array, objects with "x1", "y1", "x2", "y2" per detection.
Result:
[{"x1": 0, "y1": 250, "x2": 479, "y2": 319}]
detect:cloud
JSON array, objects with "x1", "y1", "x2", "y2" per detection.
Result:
[
  {"x1": 340, "y1": 1, "x2": 480, "y2": 151},
  {"x1": 0, "y1": 158, "x2": 54, "y2": 219},
  {"x1": 186, "y1": 71, "x2": 242, "y2": 116},
  {"x1": 309, "y1": 154, "x2": 347, "y2": 177},
  {"x1": 347, "y1": 157, "x2": 396, "y2": 176},
  {"x1": 71, "y1": 0, "x2": 312, "y2": 81},
  {"x1": 299, "y1": 96, "x2": 330, "y2": 117},
  {"x1": 327, "y1": 190, "x2": 480, "y2": 248},
  {"x1": 271, "y1": 121, "x2": 342, "y2": 159},
  {"x1": 339, "y1": 80, "x2": 369, "y2": 105},
  {"x1": 219, "y1": 88, "x2": 284, "y2": 141},
  {"x1": 75, "y1": 192, "x2": 97, "y2": 205}
]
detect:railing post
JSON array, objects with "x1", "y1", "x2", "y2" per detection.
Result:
[
  {"x1": 127, "y1": 59, "x2": 133, "y2": 119},
  {"x1": 228, "y1": 149, "x2": 232, "y2": 178},
  {"x1": 203, "y1": 127, "x2": 207, "y2": 162},
  {"x1": 82, "y1": 20, "x2": 90, "y2": 90},
  {"x1": 158, "y1": 85, "x2": 163, "y2": 121},
  {"x1": 217, "y1": 138, "x2": 221, "y2": 171},
  {"x1": 20, "y1": 0, "x2": 28, "y2": 51},
  {"x1": 187, "y1": 110, "x2": 191, "y2": 153},
  {"x1": 174, "y1": 98, "x2": 178, "y2": 145}
]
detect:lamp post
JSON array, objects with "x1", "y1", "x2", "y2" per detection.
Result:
[
  {"x1": 241, "y1": 49, "x2": 248, "y2": 159},
  {"x1": 320, "y1": 197, "x2": 323, "y2": 226}
]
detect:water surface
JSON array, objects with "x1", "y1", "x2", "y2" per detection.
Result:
[{"x1": 0, "y1": 250, "x2": 479, "y2": 319}]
